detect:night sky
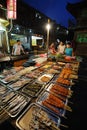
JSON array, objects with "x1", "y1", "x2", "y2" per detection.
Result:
[{"x1": 23, "y1": 0, "x2": 83, "y2": 28}]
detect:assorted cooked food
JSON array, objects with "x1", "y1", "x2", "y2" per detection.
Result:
[
  {"x1": 16, "y1": 104, "x2": 61, "y2": 130},
  {"x1": 0, "y1": 60, "x2": 80, "y2": 128}
]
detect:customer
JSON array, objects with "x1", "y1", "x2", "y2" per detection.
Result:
[
  {"x1": 12, "y1": 40, "x2": 25, "y2": 55},
  {"x1": 65, "y1": 42, "x2": 73, "y2": 56},
  {"x1": 57, "y1": 41, "x2": 65, "y2": 54},
  {"x1": 49, "y1": 43, "x2": 56, "y2": 54}
]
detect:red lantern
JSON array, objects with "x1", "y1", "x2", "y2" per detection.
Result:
[{"x1": 7, "y1": 0, "x2": 17, "y2": 19}]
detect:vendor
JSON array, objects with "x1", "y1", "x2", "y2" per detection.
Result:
[
  {"x1": 12, "y1": 40, "x2": 25, "y2": 55},
  {"x1": 65, "y1": 42, "x2": 73, "y2": 56}
]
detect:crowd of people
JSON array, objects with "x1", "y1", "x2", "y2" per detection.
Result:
[
  {"x1": 48, "y1": 40, "x2": 74, "y2": 57},
  {"x1": 11, "y1": 39, "x2": 74, "y2": 59}
]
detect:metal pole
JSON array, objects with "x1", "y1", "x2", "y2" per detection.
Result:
[{"x1": 47, "y1": 19, "x2": 50, "y2": 59}]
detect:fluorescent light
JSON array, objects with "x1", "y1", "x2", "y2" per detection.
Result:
[{"x1": 32, "y1": 36, "x2": 43, "y2": 40}]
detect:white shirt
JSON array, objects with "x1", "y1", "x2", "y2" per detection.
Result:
[
  {"x1": 13, "y1": 44, "x2": 24, "y2": 55},
  {"x1": 57, "y1": 44, "x2": 65, "y2": 54}
]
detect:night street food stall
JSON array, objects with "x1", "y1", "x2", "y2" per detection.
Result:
[
  {"x1": 0, "y1": 55, "x2": 80, "y2": 129},
  {"x1": 0, "y1": 1, "x2": 87, "y2": 130}
]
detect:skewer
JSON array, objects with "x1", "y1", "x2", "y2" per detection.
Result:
[
  {"x1": 31, "y1": 108, "x2": 61, "y2": 130},
  {"x1": 48, "y1": 94, "x2": 72, "y2": 112},
  {"x1": 64, "y1": 105, "x2": 72, "y2": 112},
  {"x1": 60, "y1": 123, "x2": 68, "y2": 128}
]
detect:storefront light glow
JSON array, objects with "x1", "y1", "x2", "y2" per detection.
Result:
[
  {"x1": 32, "y1": 36, "x2": 43, "y2": 40},
  {"x1": 46, "y1": 24, "x2": 51, "y2": 30},
  {"x1": 0, "y1": 26, "x2": 5, "y2": 31}
]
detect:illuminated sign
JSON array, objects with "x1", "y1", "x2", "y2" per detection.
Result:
[
  {"x1": 76, "y1": 33, "x2": 87, "y2": 43},
  {"x1": 7, "y1": 0, "x2": 17, "y2": 19}
]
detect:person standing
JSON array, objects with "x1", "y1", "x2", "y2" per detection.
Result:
[
  {"x1": 12, "y1": 40, "x2": 25, "y2": 55},
  {"x1": 65, "y1": 42, "x2": 73, "y2": 56},
  {"x1": 49, "y1": 43, "x2": 57, "y2": 54},
  {"x1": 57, "y1": 41, "x2": 65, "y2": 54}
]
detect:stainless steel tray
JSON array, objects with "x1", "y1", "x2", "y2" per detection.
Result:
[
  {"x1": 24, "y1": 70, "x2": 43, "y2": 79},
  {"x1": 53, "y1": 74, "x2": 72, "y2": 87},
  {"x1": 36, "y1": 90, "x2": 66, "y2": 117},
  {"x1": 0, "y1": 83, "x2": 10, "y2": 96},
  {"x1": 36, "y1": 73, "x2": 53, "y2": 85},
  {"x1": 0, "y1": 107, "x2": 10, "y2": 124},
  {"x1": 22, "y1": 81, "x2": 44, "y2": 97},
  {"x1": 16, "y1": 103, "x2": 61, "y2": 130},
  {"x1": 2, "y1": 92, "x2": 31, "y2": 118},
  {"x1": 0, "y1": 74, "x2": 20, "y2": 84},
  {"x1": 45, "y1": 82, "x2": 72, "y2": 99},
  {"x1": 7, "y1": 77, "x2": 32, "y2": 91},
  {"x1": 1, "y1": 90, "x2": 16, "y2": 105}
]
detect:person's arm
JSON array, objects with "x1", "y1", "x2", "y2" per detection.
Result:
[
  {"x1": 12, "y1": 46, "x2": 15, "y2": 55},
  {"x1": 21, "y1": 46, "x2": 25, "y2": 54},
  {"x1": 72, "y1": 49, "x2": 74, "y2": 56}
]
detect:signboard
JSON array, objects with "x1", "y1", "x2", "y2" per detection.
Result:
[
  {"x1": 32, "y1": 39, "x2": 37, "y2": 46},
  {"x1": 7, "y1": 0, "x2": 17, "y2": 19},
  {"x1": 76, "y1": 33, "x2": 87, "y2": 43}
]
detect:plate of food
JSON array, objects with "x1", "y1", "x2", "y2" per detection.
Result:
[{"x1": 37, "y1": 74, "x2": 53, "y2": 84}]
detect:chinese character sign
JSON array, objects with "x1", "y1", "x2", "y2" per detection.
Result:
[{"x1": 7, "y1": 0, "x2": 17, "y2": 19}]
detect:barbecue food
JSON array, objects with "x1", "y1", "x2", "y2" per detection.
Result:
[
  {"x1": 42, "y1": 100, "x2": 60, "y2": 115},
  {"x1": 59, "y1": 67, "x2": 78, "y2": 79},
  {"x1": 50, "y1": 84, "x2": 72, "y2": 97},
  {"x1": 56, "y1": 77, "x2": 71, "y2": 86},
  {"x1": 42, "y1": 93, "x2": 72, "y2": 112}
]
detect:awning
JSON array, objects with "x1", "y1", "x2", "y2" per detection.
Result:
[{"x1": 0, "y1": 18, "x2": 9, "y2": 26}]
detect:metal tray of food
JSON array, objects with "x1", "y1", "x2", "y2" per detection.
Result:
[
  {"x1": 2, "y1": 92, "x2": 31, "y2": 118},
  {"x1": 16, "y1": 103, "x2": 61, "y2": 130},
  {"x1": 55, "y1": 76, "x2": 73, "y2": 86},
  {"x1": 0, "y1": 83, "x2": 10, "y2": 97},
  {"x1": 0, "y1": 69, "x2": 13, "y2": 79},
  {"x1": 24, "y1": 70, "x2": 42, "y2": 79},
  {"x1": 45, "y1": 68, "x2": 60, "y2": 75},
  {"x1": 37, "y1": 73, "x2": 53, "y2": 85},
  {"x1": 7, "y1": 77, "x2": 32, "y2": 91},
  {"x1": 36, "y1": 90, "x2": 72, "y2": 117},
  {"x1": 0, "y1": 107, "x2": 10, "y2": 124},
  {"x1": 0, "y1": 74, "x2": 20, "y2": 84},
  {"x1": 50, "y1": 74, "x2": 72, "y2": 88},
  {"x1": 52, "y1": 64, "x2": 63, "y2": 71},
  {"x1": 22, "y1": 81, "x2": 44, "y2": 97},
  {"x1": 1, "y1": 90, "x2": 16, "y2": 105},
  {"x1": 45, "y1": 82, "x2": 72, "y2": 99},
  {"x1": 0, "y1": 67, "x2": 24, "y2": 80}
]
